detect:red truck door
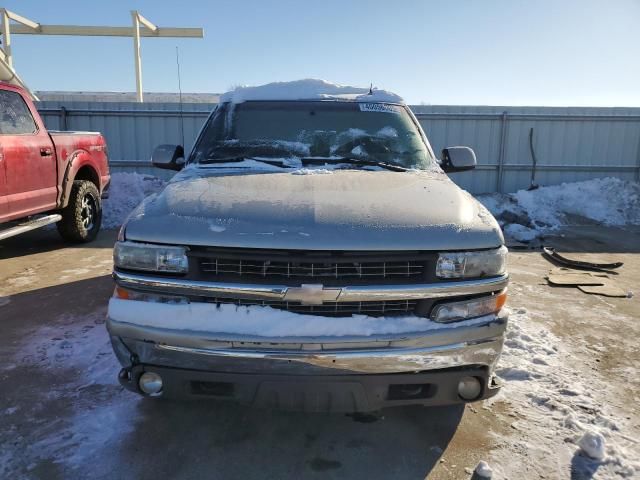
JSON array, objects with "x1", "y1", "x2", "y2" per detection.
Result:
[{"x1": 0, "y1": 89, "x2": 57, "y2": 221}]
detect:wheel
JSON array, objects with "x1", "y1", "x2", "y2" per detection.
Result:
[{"x1": 57, "y1": 180, "x2": 102, "y2": 242}]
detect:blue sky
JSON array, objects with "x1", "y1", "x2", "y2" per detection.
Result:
[{"x1": 3, "y1": 0, "x2": 639, "y2": 106}]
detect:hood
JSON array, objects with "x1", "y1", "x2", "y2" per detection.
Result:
[{"x1": 124, "y1": 168, "x2": 503, "y2": 251}]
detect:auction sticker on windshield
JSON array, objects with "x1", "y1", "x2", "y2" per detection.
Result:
[{"x1": 359, "y1": 103, "x2": 402, "y2": 114}]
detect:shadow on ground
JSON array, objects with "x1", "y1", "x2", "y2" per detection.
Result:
[
  {"x1": 570, "y1": 451, "x2": 602, "y2": 480},
  {"x1": 115, "y1": 400, "x2": 464, "y2": 480},
  {"x1": 530, "y1": 225, "x2": 640, "y2": 254},
  {"x1": 0, "y1": 227, "x2": 118, "y2": 260}
]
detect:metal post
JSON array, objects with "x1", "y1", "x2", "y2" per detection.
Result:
[
  {"x1": 496, "y1": 111, "x2": 508, "y2": 193},
  {"x1": 60, "y1": 106, "x2": 67, "y2": 130},
  {"x1": 131, "y1": 11, "x2": 143, "y2": 103},
  {"x1": 635, "y1": 135, "x2": 640, "y2": 182},
  {"x1": 1, "y1": 9, "x2": 12, "y2": 67}
]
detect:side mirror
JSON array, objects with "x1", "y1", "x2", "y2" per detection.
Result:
[
  {"x1": 440, "y1": 146, "x2": 476, "y2": 173},
  {"x1": 152, "y1": 144, "x2": 185, "y2": 171}
]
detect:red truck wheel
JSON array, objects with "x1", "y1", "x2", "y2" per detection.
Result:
[{"x1": 57, "y1": 180, "x2": 102, "y2": 242}]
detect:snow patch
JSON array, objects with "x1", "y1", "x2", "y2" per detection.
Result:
[
  {"x1": 477, "y1": 177, "x2": 640, "y2": 241},
  {"x1": 503, "y1": 223, "x2": 538, "y2": 242},
  {"x1": 377, "y1": 126, "x2": 399, "y2": 138},
  {"x1": 291, "y1": 168, "x2": 334, "y2": 175},
  {"x1": 475, "y1": 460, "x2": 493, "y2": 478},
  {"x1": 514, "y1": 178, "x2": 640, "y2": 227},
  {"x1": 487, "y1": 308, "x2": 639, "y2": 478},
  {"x1": 220, "y1": 79, "x2": 404, "y2": 104},
  {"x1": 351, "y1": 145, "x2": 366, "y2": 156},
  {"x1": 3, "y1": 312, "x2": 143, "y2": 474},
  {"x1": 102, "y1": 172, "x2": 165, "y2": 229},
  {"x1": 579, "y1": 431, "x2": 607, "y2": 461}
]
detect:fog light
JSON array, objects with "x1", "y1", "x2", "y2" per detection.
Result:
[
  {"x1": 139, "y1": 372, "x2": 163, "y2": 396},
  {"x1": 457, "y1": 376, "x2": 482, "y2": 401}
]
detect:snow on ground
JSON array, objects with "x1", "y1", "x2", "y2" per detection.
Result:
[
  {"x1": 474, "y1": 460, "x2": 493, "y2": 478},
  {"x1": 2, "y1": 311, "x2": 142, "y2": 475},
  {"x1": 486, "y1": 304, "x2": 639, "y2": 479},
  {"x1": 102, "y1": 173, "x2": 166, "y2": 229},
  {"x1": 219, "y1": 79, "x2": 404, "y2": 104},
  {"x1": 477, "y1": 177, "x2": 640, "y2": 242}
]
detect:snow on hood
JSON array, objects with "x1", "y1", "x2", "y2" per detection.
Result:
[{"x1": 219, "y1": 79, "x2": 404, "y2": 104}]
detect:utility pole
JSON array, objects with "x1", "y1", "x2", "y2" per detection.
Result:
[
  {"x1": 1, "y1": 9, "x2": 11, "y2": 67},
  {"x1": 131, "y1": 11, "x2": 143, "y2": 102},
  {"x1": 0, "y1": 8, "x2": 203, "y2": 102}
]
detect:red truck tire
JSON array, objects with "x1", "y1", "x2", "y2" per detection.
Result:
[{"x1": 57, "y1": 180, "x2": 102, "y2": 242}]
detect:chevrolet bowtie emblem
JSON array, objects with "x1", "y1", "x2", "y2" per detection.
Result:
[{"x1": 283, "y1": 284, "x2": 342, "y2": 305}]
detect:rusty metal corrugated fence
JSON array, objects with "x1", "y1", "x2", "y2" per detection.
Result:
[{"x1": 36, "y1": 101, "x2": 640, "y2": 193}]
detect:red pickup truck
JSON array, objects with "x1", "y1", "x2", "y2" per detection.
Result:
[{"x1": 0, "y1": 82, "x2": 110, "y2": 242}]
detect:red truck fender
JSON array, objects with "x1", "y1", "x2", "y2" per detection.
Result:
[{"x1": 57, "y1": 143, "x2": 108, "y2": 209}]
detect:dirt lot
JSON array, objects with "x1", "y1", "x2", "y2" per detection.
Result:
[{"x1": 1, "y1": 226, "x2": 638, "y2": 479}]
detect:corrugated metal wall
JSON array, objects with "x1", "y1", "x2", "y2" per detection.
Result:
[
  {"x1": 36, "y1": 101, "x2": 640, "y2": 193},
  {"x1": 413, "y1": 105, "x2": 640, "y2": 193}
]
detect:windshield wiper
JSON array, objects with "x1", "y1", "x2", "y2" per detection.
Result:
[
  {"x1": 301, "y1": 157, "x2": 408, "y2": 172},
  {"x1": 198, "y1": 156, "x2": 293, "y2": 168}
]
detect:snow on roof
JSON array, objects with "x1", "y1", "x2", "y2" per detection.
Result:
[{"x1": 219, "y1": 79, "x2": 404, "y2": 104}]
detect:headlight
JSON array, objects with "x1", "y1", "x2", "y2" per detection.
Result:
[
  {"x1": 432, "y1": 291, "x2": 507, "y2": 323},
  {"x1": 113, "y1": 241, "x2": 188, "y2": 274},
  {"x1": 436, "y1": 246, "x2": 507, "y2": 279}
]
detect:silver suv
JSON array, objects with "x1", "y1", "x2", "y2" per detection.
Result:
[{"x1": 108, "y1": 81, "x2": 508, "y2": 412}]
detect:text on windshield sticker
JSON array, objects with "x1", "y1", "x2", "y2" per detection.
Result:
[{"x1": 359, "y1": 103, "x2": 402, "y2": 114}]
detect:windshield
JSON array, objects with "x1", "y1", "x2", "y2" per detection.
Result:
[{"x1": 189, "y1": 101, "x2": 436, "y2": 169}]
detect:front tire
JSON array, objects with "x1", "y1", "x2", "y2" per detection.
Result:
[{"x1": 57, "y1": 180, "x2": 102, "y2": 242}]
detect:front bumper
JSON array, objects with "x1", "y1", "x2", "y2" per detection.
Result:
[
  {"x1": 119, "y1": 364, "x2": 500, "y2": 412},
  {"x1": 107, "y1": 310, "x2": 507, "y2": 411}
]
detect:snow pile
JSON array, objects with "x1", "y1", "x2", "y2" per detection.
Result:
[
  {"x1": 477, "y1": 177, "x2": 640, "y2": 242},
  {"x1": 474, "y1": 460, "x2": 493, "y2": 478},
  {"x1": 503, "y1": 223, "x2": 539, "y2": 242},
  {"x1": 220, "y1": 79, "x2": 404, "y2": 104},
  {"x1": 108, "y1": 298, "x2": 495, "y2": 338},
  {"x1": 487, "y1": 307, "x2": 639, "y2": 478},
  {"x1": 579, "y1": 431, "x2": 607, "y2": 461},
  {"x1": 102, "y1": 172, "x2": 166, "y2": 228}
]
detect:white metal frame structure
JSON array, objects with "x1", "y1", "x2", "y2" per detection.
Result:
[{"x1": 0, "y1": 8, "x2": 203, "y2": 102}]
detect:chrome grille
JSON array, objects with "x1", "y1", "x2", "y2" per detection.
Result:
[
  {"x1": 199, "y1": 297, "x2": 418, "y2": 317},
  {"x1": 199, "y1": 258, "x2": 425, "y2": 280}
]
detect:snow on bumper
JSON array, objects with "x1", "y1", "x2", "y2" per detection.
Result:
[{"x1": 107, "y1": 298, "x2": 508, "y2": 376}]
